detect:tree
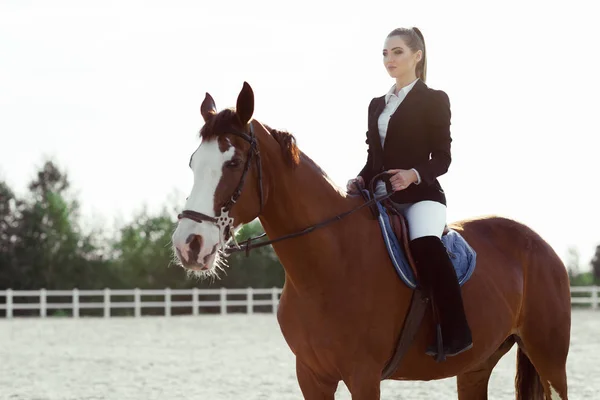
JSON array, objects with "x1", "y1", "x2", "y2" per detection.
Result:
[
  {"x1": 0, "y1": 181, "x2": 21, "y2": 288},
  {"x1": 108, "y1": 205, "x2": 192, "y2": 289},
  {"x1": 108, "y1": 211, "x2": 285, "y2": 290},
  {"x1": 565, "y1": 246, "x2": 580, "y2": 280},
  {"x1": 591, "y1": 245, "x2": 600, "y2": 284},
  {"x1": 0, "y1": 157, "x2": 286, "y2": 296},
  {"x1": 8, "y1": 160, "x2": 108, "y2": 289}
]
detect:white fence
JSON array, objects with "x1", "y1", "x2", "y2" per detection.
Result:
[
  {"x1": 0, "y1": 287, "x2": 283, "y2": 318},
  {"x1": 570, "y1": 286, "x2": 599, "y2": 309},
  {"x1": 0, "y1": 286, "x2": 598, "y2": 318}
]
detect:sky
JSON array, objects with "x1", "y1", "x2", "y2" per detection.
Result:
[{"x1": 1, "y1": 0, "x2": 598, "y2": 270}]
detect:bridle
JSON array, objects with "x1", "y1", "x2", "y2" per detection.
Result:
[
  {"x1": 177, "y1": 120, "x2": 393, "y2": 257},
  {"x1": 177, "y1": 121, "x2": 264, "y2": 250}
]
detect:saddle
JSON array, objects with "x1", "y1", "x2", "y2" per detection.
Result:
[{"x1": 381, "y1": 198, "x2": 449, "y2": 281}]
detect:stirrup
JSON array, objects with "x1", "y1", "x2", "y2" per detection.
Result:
[
  {"x1": 426, "y1": 342, "x2": 473, "y2": 359},
  {"x1": 425, "y1": 322, "x2": 473, "y2": 360},
  {"x1": 424, "y1": 324, "x2": 446, "y2": 362}
]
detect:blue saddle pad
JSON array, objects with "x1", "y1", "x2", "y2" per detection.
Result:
[{"x1": 365, "y1": 192, "x2": 476, "y2": 289}]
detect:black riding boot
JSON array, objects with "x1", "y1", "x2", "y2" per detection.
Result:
[{"x1": 408, "y1": 235, "x2": 473, "y2": 359}]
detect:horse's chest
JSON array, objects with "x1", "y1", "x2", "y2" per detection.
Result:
[{"x1": 276, "y1": 294, "x2": 356, "y2": 365}]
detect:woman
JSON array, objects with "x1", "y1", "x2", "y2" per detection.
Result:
[{"x1": 347, "y1": 27, "x2": 472, "y2": 358}]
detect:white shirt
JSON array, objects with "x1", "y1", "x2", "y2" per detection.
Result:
[{"x1": 375, "y1": 78, "x2": 422, "y2": 196}]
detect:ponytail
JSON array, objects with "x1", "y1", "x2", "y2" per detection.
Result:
[{"x1": 411, "y1": 27, "x2": 427, "y2": 83}]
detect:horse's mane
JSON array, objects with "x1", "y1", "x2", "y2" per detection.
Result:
[
  {"x1": 198, "y1": 109, "x2": 305, "y2": 170},
  {"x1": 262, "y1": 123, "x2": 300, "y2": 169}
]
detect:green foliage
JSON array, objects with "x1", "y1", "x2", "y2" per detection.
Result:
[
  {"x1": 0, "y1": 161, "x2": 107, "y2": 290},
  {"x1": 107, "y1": 206, "x2": 195, "y2": 289},
  {"x1": 0, "y1": 181, "x2": 19, "y2": 288},
  {"x1": 591, "y1": 245, "x2": 600, "y2": 284},
  {"x1": 566, "y1": 245, "x2": 600, "y2": 286},
  {"x1": 565, "y1": 246, "x2": 580, "y2": 279},
  {"x1": 570, "y1": 272, "x2": 595, "y2": 286},
  {"x1": 0, "y1": 159, "x2": 284, "y2": 293}
]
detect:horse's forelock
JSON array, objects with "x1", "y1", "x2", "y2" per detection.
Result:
[{"x1": 199, "y1": 108, "x2": 241, "y2": 140}]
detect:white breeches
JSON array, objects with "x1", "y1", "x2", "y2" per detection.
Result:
[
  {"x1": 391, "y1": 200, "x2": 447, "y2": 240},
  {"x1": 375, "y1": 179, "x2": 447, "y2": 240}
]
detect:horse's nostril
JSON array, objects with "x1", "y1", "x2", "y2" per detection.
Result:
[
  {"x1": 187, "y1": 234, "x2": 203, "y2": 257},
  {"x1": 186, "y1": 234, "x2": 195, "y2": 244}
]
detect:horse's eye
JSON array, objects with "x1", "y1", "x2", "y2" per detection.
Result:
[{"x1": 226, "y1": 159, "x2": 242, "y2": 168}]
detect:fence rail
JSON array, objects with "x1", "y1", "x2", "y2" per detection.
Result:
[
  {"x1": 0, "y1": 286, "x2": 598, "y2": 318},
  {"x1": 0, "y1": 287, "x2": 283, "y2": 318}
]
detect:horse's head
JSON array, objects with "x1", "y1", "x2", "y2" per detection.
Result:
[{"x1": 172, "y1": 82, "x2": 265, "y2": 276}]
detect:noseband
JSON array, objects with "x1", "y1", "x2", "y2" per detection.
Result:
[{"x1": 177, "y1": 122, "x2": 264, "y2": 250}]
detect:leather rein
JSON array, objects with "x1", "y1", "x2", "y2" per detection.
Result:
[{"x1": 177, "y1": 122, "x2": 393, "y2": 256}]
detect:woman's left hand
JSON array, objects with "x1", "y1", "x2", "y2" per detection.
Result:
[{"x1": 387, "y1": 169, "x2": 418, "y2": 192}]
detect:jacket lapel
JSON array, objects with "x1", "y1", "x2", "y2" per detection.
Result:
[
  {"x1": 368, "y1": 96, "x2": 386, "y2": 159},
  {"x1": 383, "y1": 79, "x2": 428, "y2": 148},
  {"x1": 367, "y1": 79, "x2": 429, "y2": 173}
]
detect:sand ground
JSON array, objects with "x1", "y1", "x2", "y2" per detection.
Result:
[{"x1": 0, "y1": 309, "x2": 597, "y2": 399}]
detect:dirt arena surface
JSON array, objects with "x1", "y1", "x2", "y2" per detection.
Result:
[{"x1": 0, "y1": 309, "x2": 597, "y2": 399}]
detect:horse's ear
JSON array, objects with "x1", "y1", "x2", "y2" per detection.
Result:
[
  {"x1": 236, "y1": 82, "x2": 254, "y2": 126},
  {"x1": 201, "y1": 92, "x2": 217, "y2": 122}
]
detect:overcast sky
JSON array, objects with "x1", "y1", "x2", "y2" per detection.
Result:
[{"x1": 1, "y1": 0, "x2": 598, "y2": 269}]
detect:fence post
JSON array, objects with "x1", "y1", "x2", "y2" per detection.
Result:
[
  {"x1": 192, "y1": 288, "x2": 199, "y2": 316},
  {"x1": 592, "y1": 286, "x2": 598, "y2": 310},
  {"x1": 165, "y1": 287, "x2": 171, "y2": 317},
  {"x1": 220, "y1": 287, "x2": 227, "y2": 315},
  {"x1": 272, "y1": 287, "x2": 279, "y2": 315},
  {"x1": 6, "y1": 289, "x2": 13, "y2": 318},
  {"x1": 40, "y1": 288, "x2": 47, "y2": 318},
  {"x1": 247, "y1": 287, "x2": 253, "y2": 315},
  {"x1": 73, "y1": 288, "x2": 79, "y2": 318},
  {"x1": 134, "y1": 288, "x2": 141, "y2": 318},
  {"x1": 104, "y1": 288, "x2": 110, "y2": 318}
]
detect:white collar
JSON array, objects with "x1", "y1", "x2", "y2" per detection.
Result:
[{"x1": 385, "y1": 78, "x2": 419, "y2": 104}]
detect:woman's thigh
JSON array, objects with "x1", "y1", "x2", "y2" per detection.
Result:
[{"x1": 394, "y1": 200, "x2": 447, "y2": 240}]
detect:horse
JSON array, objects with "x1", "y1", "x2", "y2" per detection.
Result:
[{"x1": 171, "y1": 82, "x2": 571, "y2": 400}]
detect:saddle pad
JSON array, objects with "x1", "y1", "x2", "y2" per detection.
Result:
[{"x1": 374, "y1": 198, "x2": 477, "y2": 289}]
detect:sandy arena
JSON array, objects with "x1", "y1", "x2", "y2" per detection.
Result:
[{"x1": 0, "y1": 309, "x2": 597, "y2": 399}]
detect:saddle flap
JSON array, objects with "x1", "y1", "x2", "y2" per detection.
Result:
[{"x1": 382, "y1": 200, "x2": 420, "y2": 281}]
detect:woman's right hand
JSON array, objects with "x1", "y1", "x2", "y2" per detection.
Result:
[{"x1": 346, "y1": 176, "x2": 364, "y2": 194}]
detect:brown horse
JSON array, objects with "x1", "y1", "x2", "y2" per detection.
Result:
[{"x1": 171, "y1": 82, "x2": 571, "y2": 399}]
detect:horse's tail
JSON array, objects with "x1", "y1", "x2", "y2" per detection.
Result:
[{"x1": 515, "y1": 346, "x2": 544, "y2": 399}]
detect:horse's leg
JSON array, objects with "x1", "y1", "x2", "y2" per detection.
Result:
[
  {"x1": 456, "y1": 336, "x2": 515, "y2": 400},
  {"x1": 515, "y1": 335, "x2": 569, "y2": 400},
  {"x1": 296, "y1": 359, "x2": 338, "y2": 400},
  {"x1": 343, "y1": 365, "x2": 381, "y2": 400}
]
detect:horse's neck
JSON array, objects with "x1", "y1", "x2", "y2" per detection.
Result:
[
  {"x1": 258, "y1": 149, "x2": 358, "y2": 290},
  {"x1": 260, "y1": 153, "x2": 351, "y2": 236}
]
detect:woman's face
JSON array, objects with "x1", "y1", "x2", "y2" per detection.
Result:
[{"x1": 382, "y1": 35, "x2": 421, "y2": 79}]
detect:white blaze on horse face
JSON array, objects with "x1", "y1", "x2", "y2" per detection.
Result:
[{"x1": 172, "y1": 138, "x2": 235, "y2": 268}]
